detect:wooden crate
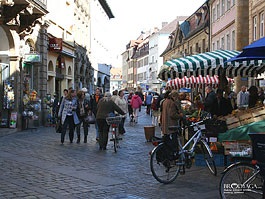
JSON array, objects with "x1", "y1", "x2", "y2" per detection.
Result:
[
  {"x1": 239, "y1": 113, "x2": 254, "y2": 125},
  {"x1": 252, "y1": 108, "x2": 265, "y2": 122},
  {"x1": 225, "y1": 116, "x2": 241, "y2": 130}
]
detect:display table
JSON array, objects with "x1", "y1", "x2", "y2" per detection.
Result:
[{"x1": 218, "y1": 120, "x2": 265, "y2": 142}]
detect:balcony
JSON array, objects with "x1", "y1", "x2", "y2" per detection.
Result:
[{"x1": 0, "y1": 0, "x2": 48, "y2": 33}]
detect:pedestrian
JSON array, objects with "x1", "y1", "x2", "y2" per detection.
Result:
[
  {"x1": 228, "y1": 91, "x2": 237, "y2": 110},
  {"x1": 203, "y1": 86, "x2": 217, "y2": 116},
  {"x1": 52, "y1": 93, "x2": 59, "y2": 121},
  {"x1": 127, "y1": 91, "x2": 134, "y2": 118},
  {"x1": 76, "y1": 89, "x2": 91, "y2": 143},
  {"x1": 96, "y1": 92, "x2": 125, "y2": 150},
  {"x1": 90, "y1": 87, "x2": 103, "y2": 141},
  {"x1": 145, "y1": 92, "x2": 153, "y2": 115},
  {"x1": 212, "y1": 89, "x2": 233, "y2": 117},
  {"x1": 237, "y1": 85, "x2": 249, "y2": 109},
  {"x1": 114, "y1": 90, "x2": 128, "y2": 134},
  {"x1": 111, "y1": 89, "x2": 119, "y2": 102},
  {"x1": 58, "y1": 89, "x2": 80, "y2": 144},
  {"x1": 248, "y1": 85, "x2": 259, "y2": 108},
  {"x1": 131, "y1": 91, "x2": 143, "y2": 123},
  {"x1": 160, "y1": 90, "x2": 184, "y2": 135}
]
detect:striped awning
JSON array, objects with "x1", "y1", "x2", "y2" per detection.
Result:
[
  {"x1": 164, "y1": 50, "x2": 241, "y2": 73},
  {"x1": 166, "y1": 75, "x2": 234, "y2": 89}
]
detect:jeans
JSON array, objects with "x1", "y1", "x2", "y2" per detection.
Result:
[
  {"x1": 96, "y1": 118, "x2": 110, "y2": 148},
  {"x1": 76, "y1": 116, "x2": 89, "y2": 137},
  {"x1": 61, "y1": 115, "x2": 75, "y2": 143}
]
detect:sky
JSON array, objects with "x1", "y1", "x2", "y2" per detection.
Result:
[{"x1": 106, "y1": 0, "x2": 206, "y2": 61}]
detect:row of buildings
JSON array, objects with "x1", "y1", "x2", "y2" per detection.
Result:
[
  {"x1": 121, "y1": 0, "x2": 265, "y2": 94},
  {"x1": 0, "y1": 0, "x2": 115, "y2": 129}
]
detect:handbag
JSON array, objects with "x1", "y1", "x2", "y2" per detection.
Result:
[
  {"x1": 55, "y1": 118, "x2": 62, "y2": 133},
  {"x1": 85, "y1": 112, "x2": 96, "y2": 124}
]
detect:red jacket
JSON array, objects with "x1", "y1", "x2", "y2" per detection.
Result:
[{"x1": 131, "y1": 95, "x2": 142, "y2": 109}]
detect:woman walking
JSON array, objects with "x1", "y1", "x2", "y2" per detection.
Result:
[
  {"x1": 114, "y1": 90, "x2": 128, "y2": 134},
  {"x1": 96, "y1": 92, "x2": 125, "y2": 150},
  {"x1": 76, "y1": 89, "x2": 91, "y2": 143},
  {"x1": 131, "y1": 91, "x2": 143, "y2": 123},
  {"x1": 58, "y1": 89, "x2": 80, "y2": 144}
]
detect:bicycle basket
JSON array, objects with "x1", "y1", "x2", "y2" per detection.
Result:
[
  {"x1": 106, "y1": 116, "x2": 122, "y2": 125},
  {"x1": 248, "y1": 132, "x2": 265, "y2": 163}
]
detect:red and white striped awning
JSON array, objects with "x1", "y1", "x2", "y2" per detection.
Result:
[{"x1": 166, "y1": 75, "x2": 234, "y2": 89}]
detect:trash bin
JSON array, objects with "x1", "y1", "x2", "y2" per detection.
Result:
[
  {"x1": 144, "y1": 126, "x2": 155, "y2": 142},
  {"x1": 248, "y1": 132, "x2": 265, "y2": 163}
]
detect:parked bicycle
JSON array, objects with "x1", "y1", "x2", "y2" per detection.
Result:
[
  {"x1": 106, "y1": 115, "x2": 123, "y2": 153},
  {"x1": 219, "y1": 132, "x2": 265, "y2": 199},
  {"x1": 150, "y1": 119, "x2": 217, "y2": 184}
]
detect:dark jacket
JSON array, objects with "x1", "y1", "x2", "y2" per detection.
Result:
[
  {"x1": 90, "y1": 94, "x2": 103, "y2": 116},
  {"x1": 212, "y1": 97, "x2": 233, "y2": 117},
  {"x1": 96, "y1": 98, "x2": 125, "y2": 119},
  {"x1": 204, "y1": 91, "x2": 216, "y2": 115},
  {"x1": 76, "y1": 98, "x2": 91, "y2": 119}
]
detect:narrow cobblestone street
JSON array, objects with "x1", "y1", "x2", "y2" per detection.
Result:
[{"x1": 0, "y1": 108, "x2": 223, "y2": 199}]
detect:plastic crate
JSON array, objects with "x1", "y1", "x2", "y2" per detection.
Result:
[{"x1": 195, "y1": 154, "x2": 225, "y2": 167}]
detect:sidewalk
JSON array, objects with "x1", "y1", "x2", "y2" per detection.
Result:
[{"x1": 0, "y1": 107, "x2": 223, "y2": 199}]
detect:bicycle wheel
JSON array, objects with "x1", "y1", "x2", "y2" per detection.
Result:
[
  {"x1": 219, "y1": 162, "x2": 264, "y2": 199},
  {"x1": 150, "y1": 143, "x2": 181, "y2": 184},
  {"x1": 200, "y1": 140, "x2": 217, "y2": 176}
]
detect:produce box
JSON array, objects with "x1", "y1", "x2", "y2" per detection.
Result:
[
  {"x1": 252, "y1": 108, "x2": 265, "y2": 122},
  {"x1": 238, "y1": 113, "x2": 254, "y2": 125},
  {"x1": 222, "y1": 140, "x2": 252, "y2": 156},
  {"x1": 225, "y1": 116, "x2": 241, "y2": 130}
]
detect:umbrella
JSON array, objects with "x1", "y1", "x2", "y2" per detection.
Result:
[{"x1": 228, "y1": 36, "x2": 265, "y2": 62}]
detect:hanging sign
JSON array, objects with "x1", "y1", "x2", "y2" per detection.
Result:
[
  {"x1": 49, "y1": 38, "x2": 62, "y2": 51},
  {"x1": 24, "y1": 54, "x2": 41, "y2": 63}
]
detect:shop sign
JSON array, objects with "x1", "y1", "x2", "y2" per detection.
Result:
[
  {"x1": 49, "y1": 38, "x2": 62, "y2": 51},
  {"x1": 179, "y1": 88, "x2": 191, "y2": 93},
  {"x1": 24, "y1": 54, "x2": 41, "y2": 63}
]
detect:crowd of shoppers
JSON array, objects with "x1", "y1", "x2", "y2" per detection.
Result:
[{"x1": 54, "y1": 84, "x2": 265, "y2": 150}]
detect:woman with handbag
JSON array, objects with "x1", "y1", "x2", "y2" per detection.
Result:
[
  {"x1": 58, "y1": 89, "x2": 80, "y2": 144},
  {"x1": 76, "y1": 89, "x2": 91, "y2": 143}
]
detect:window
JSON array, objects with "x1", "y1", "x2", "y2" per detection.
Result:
[
  {"x1": 232, "y1": 30, "x2": 235, "y2": 50},
  {"x1": 227, "y1": 0, "x2": 230, "y2": 11},
  {"x1": 212, "y1": 42, "x2": 215, "y2": 51},
  {"x1": 260, "y1": 12, "x2": 264, "y2": 38},
  {"x1": 212, "y1": 7, "x2": 216, "y2": 22},
  {"x1": 221, "y1": 0, "x2": 225, "y2": 16},
  {"x1": 226, "y1": 34, "x2": 230, "y2": 50},
  {"x1": 231, "y1": 0, "x2": 235, "y2": 6},
  {"x1": 253, "y1": 16, "x2": 257, "y2": 41},
  {"x1": 217, "y1": 40, "x2": 220, "y2": 49},
  {"x1": 217, "y1": 3, "x2": 220, "y2": 19},
  {"x1": 221, "y1": 37, "x2": 225, "y2": 49}
]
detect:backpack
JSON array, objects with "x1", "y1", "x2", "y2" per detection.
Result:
[{"x1": 151, "y1": 97, "x2": 159, "y2": 111}]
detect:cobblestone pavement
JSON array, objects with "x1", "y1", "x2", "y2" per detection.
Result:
[{"x1": 0, "y1": 108, "x2": 224, "y2": 199}]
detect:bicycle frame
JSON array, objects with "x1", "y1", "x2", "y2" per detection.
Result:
[{"x1": 178, "y1": 121, "x2": 206, "y2": 157}]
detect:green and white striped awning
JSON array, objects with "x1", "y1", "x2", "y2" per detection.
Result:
[{"x1": 164, "y1": 49, "x2": 241, "y2": 73}]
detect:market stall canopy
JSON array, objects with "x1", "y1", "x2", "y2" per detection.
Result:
[
  {"x1": 166, "y1": 75, "x2": 234, "y2": 89},
  {"x1": 164, "y1": 49, "x2": 240, "y2": 73}
]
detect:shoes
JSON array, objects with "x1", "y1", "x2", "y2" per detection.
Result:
[{"x1": 70, "y1": 140, "x2": 73, "y2": 143}]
